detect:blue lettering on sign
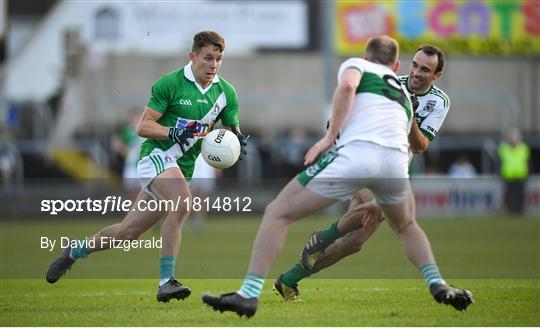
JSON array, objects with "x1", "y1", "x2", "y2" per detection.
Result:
[{"x1": 449, "y1": 189, "x2": 493, "y2": 209}]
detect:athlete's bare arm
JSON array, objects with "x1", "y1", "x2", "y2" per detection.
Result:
[
  {"x1": 409, "y1": 119, "x2": 430, "y2": 154},
  {"x1": 304, "y1": 68, "x2": 361, "y2": 165},
  {"x1": 137, "y1": 106, "x2": 168, "y2": 139}
]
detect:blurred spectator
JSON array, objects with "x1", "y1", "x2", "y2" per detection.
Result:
[
  {"x1": 424, "y1": 165, "x2": 442, "y2": 176},
  {"x1": 0, "y1": 123, "x2": 17, "y2": 184},
  {"x1": 497, "y1": 129, "x2": 531, "y2": 214},
  {"x1": 448, "y1": 156, "x2": 477, "y2": 178},
  {"x1": 276, "y1": 128, "x2": 311, "y2": 177},
  {"x1": 111, "y1": 108, "x2": 143, "y2": 200}
]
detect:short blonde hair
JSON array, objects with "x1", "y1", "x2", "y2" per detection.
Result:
[{"x1": 365, "y1": 36, "x2": 399, "y2": 66}]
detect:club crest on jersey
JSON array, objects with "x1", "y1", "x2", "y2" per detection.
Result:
[
  {"x1": 211, "y1": 103, "x2": 221, "y2": 115},
  {"x1": 423, "y1": 100, "x2": 436, "y2": 112},
  {"x1": 176, "y1": 118, "x2": 213, "y2": 136}
]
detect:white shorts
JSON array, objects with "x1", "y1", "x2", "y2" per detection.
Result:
[
  {"x1": 297, "y1": 141, "x2": 410, "y2": 204},
  {"x1": 190, "y1": 155, "x2": 216, "y2": 194},
  {"x1": 123, "y1": 141, "x2": 142, "y2": 190},
  {"x1": 137, "y1": 149, "x2": 180, "y2": 199}
]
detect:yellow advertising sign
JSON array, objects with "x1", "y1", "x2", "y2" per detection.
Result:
[{"x1": 336, "y1": 0, "x2": 540, "y2": 55}]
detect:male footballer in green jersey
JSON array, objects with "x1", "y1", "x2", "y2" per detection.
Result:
[
  {"x1": 46, "y1": 31, "x2": 248, "y2": 302},
  {"x1": 273, "y1": 45, "x2": 472, "y2": 312}
]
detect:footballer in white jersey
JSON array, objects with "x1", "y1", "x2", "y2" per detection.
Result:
[
  {"x1": 398, "y1": 75, "x2": 450, "y2": 162},
  {"x1": 399, "y1": 75, "x2": 450, "y2": 142},
  {"x1": 297, "y1": 57, "x2": 415, "y2": 202},
  {"x1": 271, "y1": 44, "x2": 472, "y2": 313},
  {"x1": 336, "y1": 58, "x2": 413, "y2": 153},
  {"x1": 203, "y1": 39, "x2": 473, "y2": 317}
]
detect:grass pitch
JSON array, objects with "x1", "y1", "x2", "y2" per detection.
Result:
[
  {"x1": 1, "y1": 278, "x2": 538, "y2": 326},
  {"x1": 1, "y1": 216, "x2": 539, "y2": 326}
]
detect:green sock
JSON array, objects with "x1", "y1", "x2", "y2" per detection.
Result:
[
  {"x1": 280, "y1": 220, "x2": 344, "y2": 288},
  {"x1": 319, "y1": 220, "x2": 344, "y2": 245},
  {"x1": 281, "y1": 262, "x2": 320, "y2": 287}
]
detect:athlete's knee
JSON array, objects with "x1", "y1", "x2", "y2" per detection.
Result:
[
  {"x1": 393, "y1": 218, "x2": 415, "y2": 234},
  {"x1": 263, "y1": 201, "x2": 282, "y2": 219},
  {"x1": 263, "y1": 199, "x2": 294, "y2": 224},
  {"x1": 166, "y1": 191, "x2": 192, "y2": 221},
  {"x1": 165, "y1": 206, "x2": 191, "y2": 223}
]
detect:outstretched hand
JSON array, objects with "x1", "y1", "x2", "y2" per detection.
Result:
[
  {"x1": 351, "y1": 201, "x2": 385, "y2": 230},
  {"x1": 304, "y1": 136, "x2": 334, "y2": 166}
]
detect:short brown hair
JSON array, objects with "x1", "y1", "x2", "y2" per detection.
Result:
[
  {"x1": 365, "y1": 36, "x2": 399, "y2": 66},
  {"x1": 416, "y1": 45, "x2": 445, "y2": 73},
  {"x1": 192, "y1": 31, "x2": 225, "y2": 53}
]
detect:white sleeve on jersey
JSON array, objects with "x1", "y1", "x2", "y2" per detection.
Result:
[
  {"x1": 418, "y1": 93, "x2": 450, "y2": 141},
  {"x1": 337, "y1": 58, "x2": 365, "y2": 82}
]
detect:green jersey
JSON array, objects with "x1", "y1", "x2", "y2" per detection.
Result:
[{"x1": 139, "y1": 62, "x2": 239, "y2": 180}]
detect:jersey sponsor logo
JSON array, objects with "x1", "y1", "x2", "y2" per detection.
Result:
[
  {"x1": 197, "y1": 99, "x2": 208, "y2": 104},
  {"x1": 423, "y1": 100, "x2": 437, "y2": 112},
  {"x1": 426, "y1": 125, "x2": 437, "y2": 134},
  {"x1": 176, "y1": 118, "x2": 213, "y2": 136},
  {"x1": 179, "y1": 99, "x2": 193, "y2": 106}
]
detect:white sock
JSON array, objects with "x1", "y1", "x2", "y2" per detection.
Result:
[
  {"x1": 159, "y1": 277, "x2": 171, "y2": 287},
  {"x1": 237, "y1": 273, "x2": 265, "y2": 299}
]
